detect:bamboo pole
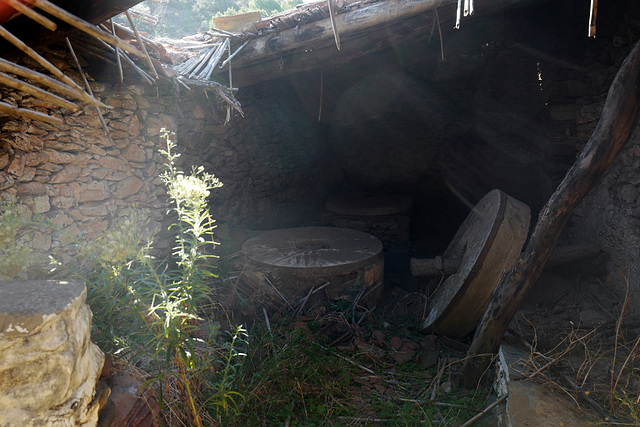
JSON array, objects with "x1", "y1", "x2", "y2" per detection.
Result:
[
  {"x1": 118, "y1": 50, "x2": 155, "y2": 85},
  {"x1": 124, "y1": 10, "x2": 158, "y2": 78},
  {"x1": 0, "y1": 24, "x2": 84, "y2": 92},
  {"x1": 0, "y1": 100, "x2": 62, "y2": 124},
  {"x1": 327, "y1": 0, "x2": 341, "y2": 50},
  {"x1": 109, "y1": 21, "x2": 161, "y2": 49},
  {"x1": 0, "y1": 57, "x2": 108, "y2": 108},
  {"x1": 188, "y1": 47, "x2": 216, "y2": 79},
  {"x1": 220, "y1": 40, "x2": 248, "y2": 68},
  {"x1": 200, "y1": 39, "x2": 229, "y2": 80},
  {"x1": 0, "y1": 71, "x2": 78, "y2": 111},
  {"x1": 5, "y1": 0, "x2": 57, "y2": 31},
  {"x1": 227, "y1": 39, "x2": 233, "y2": 91},
  {"x1": 588, "y1": 0, "x2": 598, "y2": 38},
  {"x1": 111, "y1": 19, "x2": 124, "y2": 83},
  {"x1": 127, "y1": 9, "x2": 158, "y2": 25},
  {"x1": 65, "y1": 38, "x2": 112, "y2": 142},
  {"x1": 32, "y1": 0, "x2": 146, "y2": 59},
  {"x1": 87, "y1": 32, "x2": 155, "y2": 85}
]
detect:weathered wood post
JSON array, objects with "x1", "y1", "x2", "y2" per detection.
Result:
[{"x1": 461, "y1": 39, "x2": 640, "y2": 388}]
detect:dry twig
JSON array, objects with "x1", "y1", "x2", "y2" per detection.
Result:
[{"x1": 460, "y1": 394, "x2": 507, "y2": 427}]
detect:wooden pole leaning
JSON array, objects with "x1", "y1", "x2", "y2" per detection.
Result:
[{"x1": 461, "y1": 40, "x2": 640, "y2": 388}]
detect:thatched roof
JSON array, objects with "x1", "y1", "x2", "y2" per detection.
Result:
[
  {"x1": 0, "y1": 0, "x2": 600, "y2": 123},
  {"x1": 166, "y1": 0, "x2": 568, "y2": 87},
  {"x1": 0, "y1": 0, "x2": 241, "y2": 126}
]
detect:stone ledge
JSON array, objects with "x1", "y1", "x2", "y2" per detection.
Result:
[{"x1": 0, "y1": 280, "x2": 86, "y2": 338}]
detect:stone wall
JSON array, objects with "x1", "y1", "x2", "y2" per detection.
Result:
[
  {"x1": 533, "y1": 40, "x2": 640, "y2": 305},
  {"x1": 0, "y1": 54, "x2": 332, "y2": 270},
  {"x1": 0, "y1": 77, "x2": 171, "y2": 266},
  {"x1": 179, "y1": 81, "x2": 330, "y2": 230}
]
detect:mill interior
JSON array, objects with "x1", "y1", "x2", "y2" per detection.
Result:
[
  {"x1": 168, "y1": 0, "x2": 638, "y2": 292},
  {"x1": 3, "y1": 0, "x2": 640, "y2": 423},
  {"x1": 1, "y1": 0, "x2": 637, "y2": 297}
]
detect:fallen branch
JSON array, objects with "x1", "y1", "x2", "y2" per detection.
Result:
[
  {"x1": 318, "y1": 343, "x2": 375, "y2": 374},
  {"x1": 264, "y1": 275, "x2": 294, "y2": 311},
  {"x1": 509, "y1": 330, "x2": 616, "y2": 422},
  {"x1": 294, "y1": 284, "x2": 314, "y2": 318}
]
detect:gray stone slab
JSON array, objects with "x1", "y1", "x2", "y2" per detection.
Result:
[{"x1": 0, "y1": 280, "x2": 86, "y2": 337}]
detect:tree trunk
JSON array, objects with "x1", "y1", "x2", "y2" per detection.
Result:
[{"x1": 461, "y1": 39, "x2": 640, "y2": 388}]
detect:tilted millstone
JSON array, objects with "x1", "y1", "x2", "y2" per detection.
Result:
[
  {"x1": 420, "y1": 189, "x2": 531, "y2": 338},
  {"x1": 0, "y1": 280, "x2": 104, "y2": 426}
]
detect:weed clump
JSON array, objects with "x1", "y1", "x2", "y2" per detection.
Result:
[{"x1": 79, "y1": 129, "x2": 243, "y2": 426}]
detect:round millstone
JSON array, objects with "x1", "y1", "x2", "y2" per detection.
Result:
[{"x1": 241, "y1": 227, "x2": 384, "y2": 306}]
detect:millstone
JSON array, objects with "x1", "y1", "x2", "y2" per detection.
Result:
[
  {"x1": 422, "y1": 189, "x2": 531, "y2": 338},
  {"x1": 241, "y1": 227, "x2": 384, "y2": 306}
]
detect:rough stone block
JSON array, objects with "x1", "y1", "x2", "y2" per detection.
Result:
[
  {"x1": 0, "y1": 280, "x2": 104, "y2": 426},
  {"x1": 75, "y1": 181, "x2": 110, "y2": 202},
  {"x1": 16, "y1": 167, "x2": 36, "y2": 182},
  {"x1": 16, "y1": 182, "x2": 46, "y2": 195},
  {"x1": 24, "y1": 152, "x2": 49, "y2": 167},
  {"x1": 0, "y1": 151, "x2": 10, "y2": 169},
  {"x1": 0, "y1": 171, "x2": 15, "y2": 190},
  {"x1": 9, "y1": 133, "x2": 44, "y2": 152},
  {"x1": 6, "y1": 152, "x2": 26, "y2": 177},
  {"x1": 99, "y1": 156, "x2": 128, "y2": 171},
  {"x1": 122, "y1": 145, "x2": 147, "y2": 163},
  {"x1": 50, "y1": 165, "x2": 83, "y2": 183}
]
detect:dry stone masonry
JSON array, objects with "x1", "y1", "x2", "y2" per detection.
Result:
[{"x1": 0, "y1": 52, "x2": 333, "y2": 267}]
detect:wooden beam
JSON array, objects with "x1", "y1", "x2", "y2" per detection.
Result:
[
  {"x1": 0, "y1": 57, "x2": 108, "y2": 107},
  {"x1": 461, "y1": 39, "x2": 640, "y2": 388},
  {"x1": 32, "y1": 0, "x2": 146, "y2": 59},
  {"x1": 210, "y1": 0, "x2": 536, "y2": 87},
  {"x1": 5, "y1": 0, "x2": 57, "y2": 31},
  {"x1": 212, "y1": 6, "x2": 444, "y2": 86},
  {"x1": 235, "y1": 0, "x2": 447, "y2": 67}
]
